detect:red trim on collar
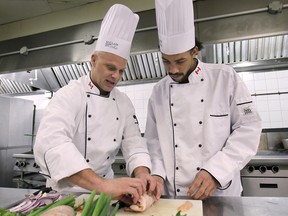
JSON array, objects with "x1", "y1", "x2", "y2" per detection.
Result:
[
  {"x1": 195, "y1": 66, "x2": 201, "y2": 75},
  {"x1": 88, "y1": 81, "x2": 94, "y2": 89}
]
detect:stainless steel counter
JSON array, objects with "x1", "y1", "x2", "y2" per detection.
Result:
[
  {"x1": 203, "y1": 196, "x2": 288, "y2": 216},
  {"x1": 0, "y1": 187, "x2": 37, "y2": 209},
  {"x1": 1, "y1": 187, "x2": 288, "y2": 215}
]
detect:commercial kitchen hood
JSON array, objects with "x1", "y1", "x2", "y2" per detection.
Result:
[
  {"x1": 1, "y1": 33, "x2": 288, "y2": 95},
  {"x1": 1, "y1": 2, "x2": 288, "y2": 95}
]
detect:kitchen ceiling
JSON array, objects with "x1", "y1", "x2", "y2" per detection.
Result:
[{"x1": 0, "y1": 0, "x2": 104, "y2": 25}]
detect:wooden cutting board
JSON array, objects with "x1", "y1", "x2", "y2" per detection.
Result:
[
  {"x1": 75, "y1": 194, "x2": 203, "y2": 216},
  {"x1": 117, "y1": 199, "x2": 202, "y2": 216}
]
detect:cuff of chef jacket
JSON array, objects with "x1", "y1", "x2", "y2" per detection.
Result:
[
  {"x1": 45, "y1": 143, "x2": 91, "y2": 184},
  {"x1": 126, "y1": 152, "x2": 152, "y2": 176},
  {"x1": 200, "y1": 169, "x2": 231, "y2": 190},
  {"x1": 217, "y1": 180, "x2": 232, "y2": 190}
]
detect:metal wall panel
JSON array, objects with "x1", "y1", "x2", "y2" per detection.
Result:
[{"x1": 0, "y1": 96, "x2": 33, "y2": 187}]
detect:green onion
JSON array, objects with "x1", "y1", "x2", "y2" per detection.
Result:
[
  {"x1": 81, "y1": 190, "x2": 96, "y2": 216},
  {"x1": 92, "y1": 192, "x2": 106, "y2": 216},
  {"x1": 99, "y1": 194, "x2": 112, "y2": 216},
  {"x1": 109, "y1": 202, "x2": 120, "y2": 216}
]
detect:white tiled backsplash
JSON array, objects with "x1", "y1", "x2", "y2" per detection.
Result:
[{"x1": 118, "y1": 70, "x2": 288, "y2": 132}]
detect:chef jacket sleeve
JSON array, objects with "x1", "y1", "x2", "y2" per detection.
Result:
[
  {"x1": 120, "y1": 95, "x2": 152, "y2": 176},
  {"x1": 34, "y1": 83, "x2": 90, "y2": 190},
  {"x1": 202, "y1": 69, "x2": 262, "y2": 188},
  {"x1": 144, "y1": 96, "x2": 166, "y2": 179}
]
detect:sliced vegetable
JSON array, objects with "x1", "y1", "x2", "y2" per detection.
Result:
[
  {"x1": 9, "y1": 191, "x2": 65, "y2": 214},
  {"x1": 27, "y1": 194, "x2": 75, "y2": 216}
]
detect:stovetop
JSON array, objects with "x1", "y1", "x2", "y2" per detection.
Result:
[
  {"x1": 256, "y1": 150, "x2": 288, "y2": 156},
  {"x1": 249, "y1": 150, "x2": 288, "y2": 166},
  {"x1": 13, "y1": 151, "x2": 34, "y2": 158}
]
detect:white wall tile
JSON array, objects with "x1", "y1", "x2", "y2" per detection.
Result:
[
  {"x1": 254, "y1": 72, "x2": 266, "y2": 80},
  {"x1": 270, "y1": 122, "x2": 284, "y2": 128},
  {"x1": 282, "y1": 111, "x2": 288, "y2": 122},
  {"x1": 256, "y1": 99, "x2": 269, "y2": 112},
  {"x1": 254, "y1": 80, "x2": 267, "y2": 92},
  {"x1": 269, "y1": 111, "x2": 283, "y2": 122},
  {"x1": 265, "y1": 71, "x2": 277, "y2": 79},
  {"x1": 265, "y1": 79, "x2": 279, "y2": 92},
  {"x1": 268, "y1": 98, "x2": 281, "y2": 111},
  {"x1": 262, "y1": 121, "x2": 271, "y2": 128},
  {"x1": 258, "y1": 111, "x2": 270, "y2": 122},
  {"x1": 276, "y1": 70, "x2": 288, "y2": 78},
  {"x1": 243, "y1": 80, "x2": 255, "y2": 93},
  {"x1": 280, "y1": 94, "x2": 288, "y2": 100},
  {"x1": 240, "y1": 72, "x2": 254, "y2": 81},
  {"x1": 280, "y1": 99, "x2": 288, "y2": 110},
  {"x1": 278, "y1": 78, "x2": 288, "y2": 90}
]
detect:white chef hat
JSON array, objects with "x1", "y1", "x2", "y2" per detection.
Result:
[
  {"x1": 95, "y1": 4, "x2": 139, "y2": 60},
  {"x1": 156, "y1": 0, "x2": 195, "y2": 55}
]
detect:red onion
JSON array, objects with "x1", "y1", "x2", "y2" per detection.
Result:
[{"x1": 9, "y1": 191, "x2": 69, "y2": 214}]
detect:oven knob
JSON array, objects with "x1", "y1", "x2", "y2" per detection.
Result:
[
  {"x1": 15, "y1": 161, "x2": 20, "y2": 167},
  {"x1": 259, "y1": 166, "x2": 267, "y2": 173},
  {"x1": 247, "y1": 166, "x2": 255, "y2": 173},
  {"x1": 33, "y1": 163, "x2": 39, "y2": 168},
  {"x1": 271, "y1": 166, "x2": 279, "y2": 173},
  {"x1": 119, "y1": 164, "x2": 126, "y2": 170},
  {"x1": 19, "y1": 161, "x2": 27, "y2": 167}
]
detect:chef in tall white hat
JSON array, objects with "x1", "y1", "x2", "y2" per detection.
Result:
[
  {"x1": 145, "y1": 0, "x2": 262, "y2": 199},
  {"x1": 34, "y1": 4, "x2": 162, "y2": 204}
]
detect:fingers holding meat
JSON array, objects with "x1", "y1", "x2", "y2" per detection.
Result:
[
  {"x1": 101, "y1": 177, "x2": 146, "y2": 204},
  {"x1": 129, "y1": 193, "x2": 156, "y2": 212}
]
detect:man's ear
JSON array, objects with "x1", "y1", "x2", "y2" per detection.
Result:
[
  {"x1": 91, "y1": 53, "x2": 97, "y2": 66},
  {"x1": 191, "y1": 46, "x2": 199, "y2": 56}
]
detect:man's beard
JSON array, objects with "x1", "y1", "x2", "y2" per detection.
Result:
[{"x1": 168, "y1": 68, "x2": 194, "y2": 83}]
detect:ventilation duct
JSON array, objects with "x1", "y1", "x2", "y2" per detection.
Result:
[{"x1": 1, "y1": 34, "x2": 288, "y2": 95}]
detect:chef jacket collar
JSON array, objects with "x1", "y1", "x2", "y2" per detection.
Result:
[
  {"x1": 168, "y1": 58, "x2": 204, "y2": 84},
  {"x1": 86, "y1": 73, "x2": 110, "y2": 98}
]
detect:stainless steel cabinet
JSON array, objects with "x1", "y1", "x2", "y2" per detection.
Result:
[{"x1": 0, "y1": 96, "x2": 33, "y2": 187}]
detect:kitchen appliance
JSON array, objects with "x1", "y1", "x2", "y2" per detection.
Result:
[
  {"x1": 241, "y1": 150, "x2": 288, "y2": 197},
  {"x1": 112, "y1": 151, "x2": 127, "y2": 178},
  {"x1": 12, "y1": 151, "x2": 45, "y2": 189},
  {"x1": 282, "y1": 138, "x2": 288, "y2": 149}
]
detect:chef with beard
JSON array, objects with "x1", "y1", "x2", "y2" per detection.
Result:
[{"x1": 145, "y1": 0, "x2": 262, "y2": 199}]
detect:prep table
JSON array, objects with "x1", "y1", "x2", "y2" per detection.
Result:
[{"x1": 1, "y1": 187, "x2": 288, "y2": 215}]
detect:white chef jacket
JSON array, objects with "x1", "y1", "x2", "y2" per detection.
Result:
[
  {"x1": 145, "y1": 59, "x2": 262, "y2": 197},
  {"x1": 34, "y1": 74, "x2": 151, "y2": 191}
]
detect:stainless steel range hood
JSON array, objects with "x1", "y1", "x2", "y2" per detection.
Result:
[
  {"x1": 1, "y1": 2, "x2": 288, "y2": 95},
  {"x1": 1, "y1": 34, "x2": 288, "y2": 95}
]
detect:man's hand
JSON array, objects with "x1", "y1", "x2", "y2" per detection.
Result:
[
  {"x1": 64, "y1": 168, "x2": 146, "y2": 204},
  {"x1": 187, "y1": 170, "x2": 218, "y2": 200},
  {"x1": 100, "y1": 177, "x2": 146, "y2": 204},
  {"x1": 133, "y1": 167, "x2": 163, "y2": 200}
]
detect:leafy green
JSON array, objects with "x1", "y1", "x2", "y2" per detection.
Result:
[{"x1": 176, "y1": 210, "x2": 187, "y2": 216}]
